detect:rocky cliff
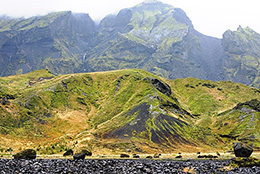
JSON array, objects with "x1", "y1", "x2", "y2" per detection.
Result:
[
  {"x1": 222, "y1": 26, "x2": 260, "y2": 88},
  {"x1": 0, "y1": 1, "x2": 260, "y2": 87},
  {"x1": 0, "y1": 11, "x2": 97, "y2": 76},
  {"x1": 85, "y1": 1, "x2": 225, "y2": 82}
]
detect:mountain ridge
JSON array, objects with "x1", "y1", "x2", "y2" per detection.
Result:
[{"x1": 0, "y1": 1, "x2": 260, "y2": 88}]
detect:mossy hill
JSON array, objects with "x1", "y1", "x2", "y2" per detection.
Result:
[
  {"x1": 0, "y1": 69, "x2": 260, "y2": 154},
  {"x1": 1, "y1": 1, "x2": 260, "y2": 88}
]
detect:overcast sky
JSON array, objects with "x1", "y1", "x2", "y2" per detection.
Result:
[{"x1": 0, "y1": 0, "x2": 259, "y2": 38}]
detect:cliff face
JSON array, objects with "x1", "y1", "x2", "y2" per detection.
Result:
[
  {"x1": 0, "y1": 1, "x2": 260, "y2": 87},
  {"x1": 85, "y1": 1, "x2": 225, "y2": 81},
  {"x1": 0, "y1": 11, "x2": 97, "y2": 76},
  {"x1": 222, "y1": 26, "x2": 260, "y2": 87}
]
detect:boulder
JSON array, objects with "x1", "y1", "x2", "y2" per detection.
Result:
[
  {"x1": 175, "y1": 155, "x2": 182, "y2": 158},
  {"x1": 13, "y1": 149, "x2": 36, "y2": 160},
  {"x1": 146, "y1": 156, "x2": 152, "y2": 159},
  {"x1": 0, "y1": 97, "x2": 9, "y2": 105},
  {"x1": 73, "y1": 153, "x2": 85, "y2": 160},
  {"x1": 81, "y1": 149, "x2": 92, "y2": 156},
  {"x1": 63, "y1": 149, "x2": 74, "y2": 156},
  {"x1": 120, "y1": 154, "x2": 130, "y2": 158},
  {"x1": 154, "y1": 153, "x2": 161, "y2": 158},
  {"x1": 132, "y1": 154, "x2": 140, "y2": 158},
  {"x1": 233, "y1": 142, "x2": 253, "y2": 157}
]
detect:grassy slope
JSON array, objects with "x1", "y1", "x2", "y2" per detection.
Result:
[
  {"x1": 168, "y1": 77, "x2": 260, "y2": 150},
  {"x1": 0, "y1": 69, "x2": 260, "y2": 154}
]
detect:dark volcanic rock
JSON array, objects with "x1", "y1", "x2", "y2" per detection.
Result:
[
  {"x1": 233, "y1": 142, "x2": 253, "y2": 157},
  {"x1": 235, "y1": 99, "x2": 260, "y2": 112},
  {"x1": 132, "y1": 154, "x2": 140, "y2": 158},
  {"x1": 81, "y1": 149, "x2": 92, "y2": 156},
  {"x1": 1, "y1": 158, "x2": 257, "y2": 174},
  {"x1": 154, "y1": 153, "x2": 161, "y2": 158},
  {"x1": 120, "y1": 154, "x2": 130, "y2": 158},
  {"x1": 198, "y1": 155, "x2": 218, "y2": 159},
  {"x1": 143, "y1": 77, "x2": 172, "y2": 96},
  {"x1": 106, "y1": 102, "x2": 189, "y2": 145},
  {"x1": 13, "y1": 149, "x2": 36, "y2": 160},
  {"x1": 0, "y1": 97, "x2": 9, "y2": 105},
  {"x1": 73, "y1": 153, "x2": 85, "y2": 160},
  {"x1": 63, "y1": 149, "x2": 73, "y2": 156}
]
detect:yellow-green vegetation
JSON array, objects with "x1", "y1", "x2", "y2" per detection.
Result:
[
  {"x1": 168, "y1": 77, "x2": 260, "y2": 149},
  {"x1": 230, "y1": 157, "x2": 260, "y2": 167},
  {"x1": 0, "y1": 69, "x2": 260, "y2": 154}
]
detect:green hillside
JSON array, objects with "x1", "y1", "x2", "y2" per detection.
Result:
[{"x1": 0, "y1": 69, "x2": 259, "y2": 154}]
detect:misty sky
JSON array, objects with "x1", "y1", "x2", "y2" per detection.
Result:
[{"x1": 0, "y1": 0, "x2": 259, "y2": 38}]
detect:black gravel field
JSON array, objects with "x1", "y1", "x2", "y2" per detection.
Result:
[{"x1": 0, "y1": 159, "x2": 260, "y2": 174}]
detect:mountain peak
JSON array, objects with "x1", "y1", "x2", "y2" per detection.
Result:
[
  {"x1": 143, "y1": 0, "x2": 161, "y2": 4},
  {"x1": 134, "y1": 0, "x2": 171, "y2": 10}
]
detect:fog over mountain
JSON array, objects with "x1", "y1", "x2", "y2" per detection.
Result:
[
  {"x1": 0, "y1": 0, "x2": 260, "y2": 87},
  {"x1": 1, "y1": 0, "x2": 260, "y2": 38}
]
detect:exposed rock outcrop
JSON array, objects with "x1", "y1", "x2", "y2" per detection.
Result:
[
  {"x1": 13, "y1": 149, "x2": 36, "y2": 160},
  {"x1": 0, "y1": 97, "x2": 9, "y2": 105},
  {"x1": 143, "y1": 77, "x2": 171, "y2": 96},
  {"x1": 63, "y1": 149, "x2": 74, "y2": 156}
]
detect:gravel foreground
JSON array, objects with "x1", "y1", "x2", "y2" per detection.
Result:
[{"x1": 0, "y1": 159, "x2": 260, "y2": 174}]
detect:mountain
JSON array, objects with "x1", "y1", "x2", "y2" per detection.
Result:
[
  {"x1": 0, "y1": 0, "x2": 260, "y2": 88},
  {"x1": 85, "y1": 0, "x2": 225, "y2": 82},
  {"x1": 0, "y1": 11, "x2": 97, "y2": 76},
  {"x1": 0, "y1": 69, "x2": 260, "y2": 153},
  {"x1": 222, "y1": 26, "x2": 260, "y2": 88}
]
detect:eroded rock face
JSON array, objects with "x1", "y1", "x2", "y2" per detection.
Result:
[
  {"x1": 1, "y1": 2, "x2": 260, "y2": 88},
  {"x1": 222, "y1": 26, "x2": 260, "y2": 88},
  {"x1": 0, "y1": 11, "x2": 97, "y2": 76},
  {"x1": 63, "y1": 149, "x2": 74, "y2": 156},
  {"x1": 233, "y1": 142, "x2": 253, "y2": 157},
  {"x1": 13, "y1": 149, "x2": 36, "y2": 160},
  {"x1": 143, "y1": 77, "x2": 171, "y2": 96},
  {"x1": 235, "y1": 99, "x2": 260, "y2": 112}
]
